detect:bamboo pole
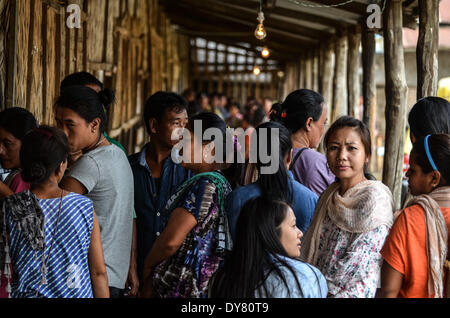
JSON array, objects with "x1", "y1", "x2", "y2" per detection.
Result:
[
  {"x1": 332, "y1": 32, "x2": 348, "y2": 123},
  {"x1": 417, "y1": 0, "x2": 439, "y2": 99},
  {"x1": 362, "y1": 23, "x2": 377, "y2": 174},
  {"x1": 382, "y1": 0, "x2": 409, "y2": 209},
  {"x1": 347, "y1": 25, "x2": 361, "y2": 118}
]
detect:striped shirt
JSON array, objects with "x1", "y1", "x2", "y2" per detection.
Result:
[{"x1": 6, "y1": 193, "x2": 94, "y2": 298}]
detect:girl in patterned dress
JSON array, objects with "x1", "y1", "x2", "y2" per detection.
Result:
[
  {"x1": 141, "y1": 113, "x2": 233, "y2": 298},
  {"x1": 300, "y1": 116, "x2": 394, "y2": 298},
  {"x1": 2, "y1": 126, "x2": 109, "y2": 298}
]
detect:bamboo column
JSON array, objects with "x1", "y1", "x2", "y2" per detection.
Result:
[
  {"x1": 347, "y1": 26, "x2": 361, "y2": 118},
  {"x1": 319, "y1": 40, "x2": 335, "y2": 119},
  {"x1": 332, "y1": 32, "x2": 348, "y2": 123},
  {"x1": 417, "y1": 0, "x2": 439, "y2": 99},
  {"x1": 383, "y1": 0, "x2": 409, "y2": 209},
  {"x1": 362, "y1": 22, "x2": 378, "y2": 174}
]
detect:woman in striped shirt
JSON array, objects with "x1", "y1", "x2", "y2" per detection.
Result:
[{"x1": 2, "y1": 126, "x2": 109, "y2": 298}]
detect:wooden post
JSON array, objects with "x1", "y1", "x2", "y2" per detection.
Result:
[
  {"x1": 362, "y1": 23, "x2": 377, "y2": 174},
  {"x1": 305, "y1": 51, "x2": 312, "y2": 90},
  {"x1": 332, "y1": 32, "x2": 348, "y2": 123},
  {"x1": 320, "y1": 40, "x2": 334, "y2": 119},
  {"x1": 383, "y1": 0, "x2": 408, "y2": 209},
  {"x1": 417, "y1": 0, "x2": 439, "y2": 99},
  {"x1": 347, "y1": 25, "x2": 361, "y2": 118},
  {"x1": 312, "y1": 49, "x2": 319, "y2": 92}
]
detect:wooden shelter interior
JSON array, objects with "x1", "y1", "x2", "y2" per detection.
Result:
[{"x1": 0, "y1": 0, "x2": 442, "y2": 208}]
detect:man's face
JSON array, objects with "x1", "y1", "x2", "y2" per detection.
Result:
[{"x1": 152, "y1": 108, "x2": 188, "y2": 148}]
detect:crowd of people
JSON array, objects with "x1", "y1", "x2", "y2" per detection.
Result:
[{"x1": 0, "y1": 71, "x2": 449, "y2": 298}]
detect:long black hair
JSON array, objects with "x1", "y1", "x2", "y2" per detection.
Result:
[
  {"x1": 253, "y1": 121, "x2": 293, "y2": 203},
  {"x1": 209, "y1": 197, "x2": 304, "y2": 298},
  {"x1": 408, "y1": 97, "x2": 450, "y2": 140}
]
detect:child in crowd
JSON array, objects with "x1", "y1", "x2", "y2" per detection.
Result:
[
  {"x1": 2, "y1": 126, "x2": 108, "y2": 298},
  {"x1": 380, "y1": 134, "x2": 450, "y2": 298}
]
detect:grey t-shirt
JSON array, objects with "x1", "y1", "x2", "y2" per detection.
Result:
[{"x1": 68, "y1": 145, "x2": 134, "y2": 289}]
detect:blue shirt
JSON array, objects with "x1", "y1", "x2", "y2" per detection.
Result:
[
  {"x1": 225, "y1": 171, "x2": 318, "y2": 238},
  {"x1": 129, "y1": 145, "x2": 193, "y2": 281},
  {"x1": 7, "y1": 192, "x2": 94, "y2": 298},
  {"x1": 256, "y1": 254, "x2": 328, "y2": 298}
]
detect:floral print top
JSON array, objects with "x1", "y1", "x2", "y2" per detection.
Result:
[
  {"x1": 152, "y1": 176, "x2": 232, "y2": 298},
  {"x1": 315, "y1": 215, "x2": 390, "y2": 298}
]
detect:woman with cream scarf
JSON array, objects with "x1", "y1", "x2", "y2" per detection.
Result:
[{"x1": 300, "y1": 117, "x2": 394, "y2": 298}]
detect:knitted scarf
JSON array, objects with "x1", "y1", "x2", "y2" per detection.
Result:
[
  {"x1": 163, "y1": 171, "x2": 233, "y2": 253},
  {"x1": 404, "y1": 186, "x2": 450, "y2": 298},
  {"x1": 300, "y1": 180, "x2": 394, "y2": 265}
]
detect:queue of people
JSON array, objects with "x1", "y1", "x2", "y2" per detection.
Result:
[{"x1": 0, "y1": 71, "x2": 449, "y2": 298}]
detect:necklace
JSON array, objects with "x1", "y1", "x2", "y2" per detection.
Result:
[{"x1": 35, "y1": 189, "x2": 64, "y2": 297}]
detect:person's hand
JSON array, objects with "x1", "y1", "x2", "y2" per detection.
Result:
[
  {"x1": 68, "y1": 150, "x2": 83, "y2": 167},
  {"x1": 124, "y1": 265, "x2": 139, "y2": 297}
]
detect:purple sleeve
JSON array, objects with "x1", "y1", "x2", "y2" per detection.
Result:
[{"x1": 292, "y1": 149, "x2": 336, "y2": 196}]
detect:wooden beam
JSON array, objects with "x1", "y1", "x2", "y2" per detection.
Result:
[
  {"x1": 416, "y1": 0, "x2": 439, "y2": 99},
  {"x1": 213, "y1": 0, "x2": 352, "y2": 28},
  {"x1": 347, "y1": 25, "x2": 361, "y2": 118},
  {"x1": 178, "y1": 0, "x2": 333, "y2": 40},
  {"x1": 165, "y1": 5, "x2": 319, "y2": 44},
  {"x1": 382, "y1": 0, "x2": 408, "y2": 210}
]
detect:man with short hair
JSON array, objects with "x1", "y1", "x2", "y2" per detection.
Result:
[{"x1": 128, "y1": 92, "x2": 193, "y2": 286}]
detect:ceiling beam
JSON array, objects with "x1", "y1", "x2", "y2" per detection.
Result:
[
  {"x1": 179, "y1": 0, "x2": 334, "y2": 39},
  {"x1": 215, "y1": 0, "x2": 355, "y2": 28},
  {"x1": 164, "y1": 2, "x2": 320, "y2": 43}
]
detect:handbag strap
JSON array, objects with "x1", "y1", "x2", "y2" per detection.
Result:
[{"x1": 289, "y1": 148, "x2": 308, "y2": 171}]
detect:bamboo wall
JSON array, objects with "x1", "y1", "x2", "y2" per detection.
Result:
[{"x1": 0, "y1": 0, "x2": 183, "y2": 154}]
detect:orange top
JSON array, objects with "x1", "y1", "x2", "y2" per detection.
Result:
[{"x1": 381, "y1": 204, "x2": 450, "y2": 298}]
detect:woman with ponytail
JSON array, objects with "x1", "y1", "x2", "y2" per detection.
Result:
[
  {"x1": 226, "y1": 121, "x2": 318, "y2": 239},
  {"x1": 55, "y1": 86, "x2": 134, "y2": 298},
  {"x1": 271, "y1": 89, "x2": 335, "y2": 196}
]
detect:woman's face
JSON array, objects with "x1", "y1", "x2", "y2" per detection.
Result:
[
  {"x1": 179, "y1": 129, "x2": 216, "y2": 173},
  {"x1": 326, "y1": 127, "x2": 368, "y2": 183},
  {"x1": 279, "y1": 207, "x2": 303, "y2": 259},
  {"x1": 55, "y1": 107, "x2": 97, "y2": 153},
  {"x1": 406, "y1": 152, "x2": 436, "y2": 196},
  {"x1": 0, "y1": 128, "x2": 22, "y2": 170}
]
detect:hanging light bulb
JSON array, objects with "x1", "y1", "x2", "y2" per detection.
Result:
[
  {"x1": 254, "y1": 11, "x2": 267, "y2": 40},
  {"x1": 261, "y1": 46, "x2": 270, "y2": 58},
  {"x1": 253, "y1": 65, "x2": 261, "y2": 76}
]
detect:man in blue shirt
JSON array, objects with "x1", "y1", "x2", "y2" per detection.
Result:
[{"x1": 129, "y1": 92, "x2": 193, "y2": 285}]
